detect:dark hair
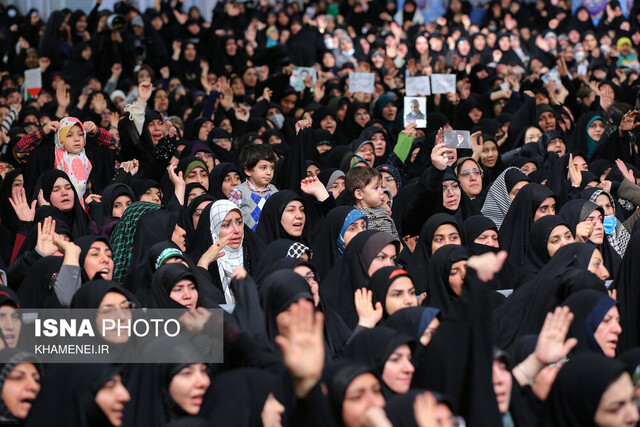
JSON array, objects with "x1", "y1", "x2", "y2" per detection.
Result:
[
  {"x1": 240, "y1": 144, "x2": 276, "y2": 171},
  {"x1": 345, "y1": 167, "x2": 381, "y2": 196}
]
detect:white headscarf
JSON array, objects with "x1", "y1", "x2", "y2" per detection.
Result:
[{"x1": 210, "y1": 200, "x2": 245, "y2": 304}]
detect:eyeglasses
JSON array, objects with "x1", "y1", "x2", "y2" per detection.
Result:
[
  {"x1": 459, "y1": 168, "x2": 483, "y2": 177},
  {"x1": 194, "y1": 209, "x2": 204, "y2": 217},
  {"x1": 355, "y1": 113, "x2": 370, "y2": 118},
  {"x1": 443, "y1": 183, "x2": 459, "y2": 194},
  {"x1": 98, "y1": 301, "x2": 133, "y2": 315},
  {"x1": 195, "y1": 153, "x2": 215, "y2": 159},
  {"x1": 383, "y1": 176, "x2": 395, "y2": 182},
  {"x1": 303, "y1": 272, "x2": 320, "y2": 283}
]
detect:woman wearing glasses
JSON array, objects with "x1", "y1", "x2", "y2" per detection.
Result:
[{"x1": 455, "y1": 157, "x2": 485, "y2": 209}]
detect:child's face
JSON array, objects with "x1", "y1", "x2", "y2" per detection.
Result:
[
  {"x1": 358, "y1": 177, "x2": 384, "y2": 208},
  {"x1": 245, "y1": 159, "x2": 274, "y2": 188},
  {"x1": 64, "y1": 124, "x2": 86, "y2": 154},
  {"x1": 621, "y1": 43, "x2": 631, "y2": 55}
]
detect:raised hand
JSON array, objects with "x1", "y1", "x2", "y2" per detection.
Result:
[
  {"x1": 197, "y1": 235, "x2": 231, "y2": 268},
  {"x1": 56, "y1": 85, "x2": 70, "y2": 112},
  {"x1": 52, "y1": 233, "x2": 80, "y2": 258},
  {"x1": 300, "y1": 176, "x2": 330, "y2": 201},
  {"x1": 295, "y1": 118, "x2": 313, "y2": 135},
  {"x1": 9, "y1": 187, "x2": 36, "y2": 222},
  {"x1": 619, "y1": 110, "x2": 640, "y2": 133},
  {"x1": 179, "y1": 307, "x2": 213, "y2": 334},
  {"x1": 430, "y1": 129, "x2": 448, "y2": 171},
  {"x1": 36, "y1": 217, "x2": 58, "y2": 256},
  {"x1": 615, "y1": 159, "x2": 635, "y2": 183},
  {"x1": 275, "y1": 300, "x2": 324, "y2": 398},
  {"x1": 567, "y1": 154, "x2": 582, "y2": 188},
  {"x1": 467, "y1": 250, "x2": 508, "y2": 282},
  {"x1": 137, "y1": 81, "x2": 153, "y2": 103},
  {"x1": 355, "y1": 288, "x2": 383, "y2": 328},
  {"x1": 83, "y1": 121, "x2": 97, "y2": 136},
  {"x1": 470, "y1": 131, "x2": 483, "y2": 161},
  {"x1": 43, "y1": 121, "x2": 60, "y2": 135},
  {"x1": 535, "y1": 306, "x2": 577, "y2": 365},
  {"x1": 575, "y1": 221, "x2": 594, "y2": 242},
  {"x1": 168, "y1": 163, "x2": 185, "y2": 190}
]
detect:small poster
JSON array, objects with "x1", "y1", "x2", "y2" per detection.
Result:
[
  {"x1": 290, "y1": 67, "x2": 317, "y2": 92},
  {"x1": 348, "y1": 72, "x2": 375, "y2": 94},
  {"x1": 405, "y1": 76, "x2": 431, "y2": 96},
  {"x1": 430, "y1": 74, "x2": 456, "y2": 94},
  {"x1": 24, "y1": 68, "x2": 42, "y2": 100},
  {"x1": 403, "y1": 97, "x2": 427, "y2": 128},
  {"x1": 444, "y1": 130, "x2": 472, "y2": 149}
]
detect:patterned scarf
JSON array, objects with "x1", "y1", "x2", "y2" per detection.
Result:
[
  {"x1": 110, "y1": 201, "x2": 163, "y2": 285},
  {"x1": 210, "y1": 200, "x2": 245, "y2": 304},
  {"x1": 588, "y1": 188, "x2": 631, "y2": 257},
  {"x1": 54, "y1": 117, "x2": 92, "y2": 207}
]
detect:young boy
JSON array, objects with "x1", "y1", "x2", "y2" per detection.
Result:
[
  {"x1": 228, "y1": 144, "x2": 278, "y2": 231},
  {"x1": 346, "y1": 166, "x2": 398, "y2": 238}
]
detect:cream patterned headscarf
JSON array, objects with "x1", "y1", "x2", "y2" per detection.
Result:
[
  {"x1": 54, "y1": 117, "x2": 91, "y2": 207},
  {"x1": 210, "y1": 200, "x2": 245, "y2": 304}
]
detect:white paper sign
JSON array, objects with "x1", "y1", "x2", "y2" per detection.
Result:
[
  {"x1": 430, "y1": 74, "x2": 456, "y2": 94},
  {"x1": 405, "y1": 76, "x2": 431, "y2": 96},
  {"x1": 403, "y1": 97, "x2": 427, "y2": 128},
  {"x1": 24, "y1": 68, "x2": 42, "y2": 100},
  {"x1": 290, "y1": 67, "x2": 317, "y2": 92},
  {"x1": 348, "y1": 72, "x2": 375, "y2": 94}
]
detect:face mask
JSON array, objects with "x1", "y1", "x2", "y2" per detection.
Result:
[
  {"x1": 268, "y1": 113, "x2": 284, "y2": 130},
  {"x1": 341, "y1": 48, "x2": 355, "y2": 57},
  {"x1": 574, "y1": 51, "x2": 586, "y2": 62},
  {"x1": 324, "y1": 39, "x2": 335, "y2": 50},
  {"x1": 603, "y1": 215, "x2": 617, "y2": 235}
]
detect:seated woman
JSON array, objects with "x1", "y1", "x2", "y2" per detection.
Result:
[
  {"x1": 462, "y1": 215, "x2": 499, "y2": 255},
  {"x1": 343, "y1": 326, "x2": 415, "y2": 397},
  {"x1": 0, "y1": 351, "x2": 42, "y2": 424},
  {"x1": 256, "y1": 190, "x2": 309, "y2": 245},
  {"x1": 407, "y1": 213, "x2": 462, "y2": 294},
  {"x1": 369, "y1": 267, "x2": 419, "y2": 321},
  {"x1": 560, "y1": 199, "x2": 621, "y2": 280},
  {"x1": 385, "y1": 306, "x2": 441, "y2": 347},
  {"x1": 481, "y1": 167, "x2": 530, "y2": 229},
  {"x1": 89, "y1": 183, "x2": 135, "y2": 239},
  {"x1": 311, "y1": 207, "x2": 368, "y2": 279},
  {"x1": 124, "y1": 337, "x2": 212, "y2": 427},
  {"x1": 545, "y1": 353, "x2": 639, "y2": 426},
  {"x1": 198, "y1": 200, "x2": 265, "y2": 306},
  {"x1": 0, "y1": 289, "x2": 22, "y2": 350},
  {"x1": 34, "y1": 169, "x2": 91, "y2": 238},
  {"x1": 563, "y1": 289, "x2": 620, "y2": 358},
  {"x1": 323, "y1": 361, "x2": 386, "y2": 427},
  {"x1": 321, "y1": 230, "x2": 400, "y2": 328},
  {"x1": 150, "y1": 263, "x2": 205, "y2": 310},
  {"x1": 25, "y1": 364, "x2": 130, "y2": 427}
]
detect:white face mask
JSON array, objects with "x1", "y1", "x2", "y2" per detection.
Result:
[
  {"x1": 575, "y1": 51, "x2": 586, "y2": 62},
  {"x1": 268, "y1": 113, "x2": 285, "y2": 129},
  {"x1": 324, "y1": 38, "x2": 335, "y2": 50}
]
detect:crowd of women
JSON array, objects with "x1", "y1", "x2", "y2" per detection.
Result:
[{"x1": 2, "y1": 0, "x2": 640, "y2": 425}]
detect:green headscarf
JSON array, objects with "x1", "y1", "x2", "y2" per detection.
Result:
[{"x1": 110, "y1": 201, "x2": 163, "y2": 284}]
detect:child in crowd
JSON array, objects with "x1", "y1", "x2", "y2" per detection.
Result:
[
  {"x1": 346, "y1": 166, "x2": 398, "y2": 238},
  {"x1": 13, "y1": 116, "x2": 119, "y2": 208},
  {"x1": 228, "y1": 144, "x2": 278, "y2": 231}
]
